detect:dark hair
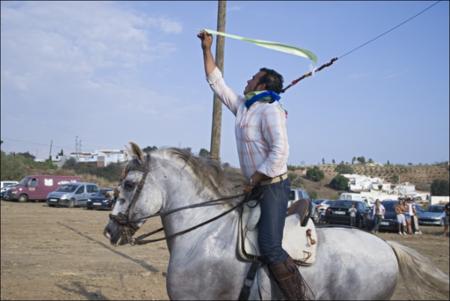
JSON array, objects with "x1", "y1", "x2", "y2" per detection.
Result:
[{"x1": 258, "y1": 68, "x2": 284, "y2": 93}]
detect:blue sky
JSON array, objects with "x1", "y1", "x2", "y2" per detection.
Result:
[{"x1": 1, "y1": 1, "x2": 448, "y2": 167}]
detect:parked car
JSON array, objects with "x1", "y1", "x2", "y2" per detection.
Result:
[
  {"x1": 0, "y1": 181, "x2": 18, "y2": 199},
  {"x1": 378, "y1": 200, "x2": 399, "y2": 232},
  {"x1": 5, "y1": 175, "x2": 81, "y2": 202},
  {"x1": 47, "y1": 182, "x2": 99, "y2": 208},
  {"x1": 324, "y1": 200, "x2": 370, "y2": 229},
  {"x1": 86, "y1": 188, "x2": 115, "y2": 210},
  {"x1": 418, "y1": 204, "x2": 445, "y2": 226},
  {"x1": 313, "y1": 199, "x2": 332, "y2": 214},
  {"x1": 289, "y1": 188, "x2": 318, "y2": 223}
]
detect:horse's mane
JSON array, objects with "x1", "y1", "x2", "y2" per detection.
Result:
[
  {"x1": 165, "y1": 148, "x2": 246, "y2": 196},
  {"x1": 123, "y1": 147, "x2": 246, "y2": 197}
]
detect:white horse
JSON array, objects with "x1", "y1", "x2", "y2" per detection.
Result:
[{"x1": 104, "y1": 144, "x2": 449, "y2": 300}]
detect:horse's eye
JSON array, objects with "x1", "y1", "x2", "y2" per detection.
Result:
[{"x1": 123, "y1": 180, "x2": 135, "y2": 191}]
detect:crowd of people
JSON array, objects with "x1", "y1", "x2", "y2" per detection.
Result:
[
  {"x1": 394, "y1": 197, "x2": 422, "y2": 236},
  {"x1": 346, "y1": 197, "x2": 450, "y2": 237}
]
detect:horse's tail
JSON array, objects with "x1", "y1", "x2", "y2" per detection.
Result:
[{"x1": 386, "y1": 240, "x2": 449, "y2": 300}]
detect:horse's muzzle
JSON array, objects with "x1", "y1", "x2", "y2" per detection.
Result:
[{"x1": 104, "y1": 219, "x2": 137, "y2": 246}]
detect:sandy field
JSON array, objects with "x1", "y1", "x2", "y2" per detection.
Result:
[{"x1": 1, "y1": 200, "x2": 448, "y2": 300}]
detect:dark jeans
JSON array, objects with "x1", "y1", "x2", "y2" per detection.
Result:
[
  {"x1": 372, "y1": 215, "x2": 383, "y2": 232},
  {"x1": 256, "y1": 179, "x2": 290, "y2": 265}
]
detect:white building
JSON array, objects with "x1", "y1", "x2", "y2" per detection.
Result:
[
  {"x1": 96, "y1": 149, "x2": 129, "y2": 167},
  {"x1": 52, "y1": 149, "x2": 129, "y2": 167},
  {"x1": 342, "y1": 174, "x2": 387, "y2": 192}
]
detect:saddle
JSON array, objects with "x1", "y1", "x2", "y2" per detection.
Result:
[{"x1": 238, "y1": 199, "x2": 318, "y2": 266}]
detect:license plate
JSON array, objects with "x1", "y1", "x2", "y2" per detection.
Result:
[
  {"x1": 334, "y1": 211, "x2": 346, "y2": 215},
  {"x1": 93, "y1": 202, "x2": 101, "y2": 206},
  {"x1": 49, "y1": 199, "x2": 58, "y2": 202},
  {"x1": 380, "y1": 221, "x2": 389, "y2": 226}
]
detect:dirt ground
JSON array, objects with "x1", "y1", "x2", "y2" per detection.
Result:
[{"x1": 1, "y1": 200, "x2": 449, "y2": 300}]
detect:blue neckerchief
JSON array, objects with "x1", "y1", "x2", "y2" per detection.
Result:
[{"x1": 244, "y1": 90, "x2": 281, "y2": 109}]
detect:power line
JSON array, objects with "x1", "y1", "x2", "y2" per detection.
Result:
[
  {"x1": 282, "y1": 0, "x2": 442, "y2": 92},
  {"x1": 338, "y1": 1, "x2": 441, "y2": 59},
  {"x1": 1, "y1": 137, "x2": 106, "y2": 152}
]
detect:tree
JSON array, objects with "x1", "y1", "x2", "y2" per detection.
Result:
[
  {"x1": 332, "y1": 159, "x2": 336, "y2": 164},
  {"x1": 321, "y1": 158, "x2": 325, "y2": 165},
  {"x1": 386, "y1": 160, "x2": 391, "y2": 166},
  {"x1": 0, "y1": 151, "x2": 27, "y2": 180},
  {"x1": 143, "y1": 146, "x2": 158, "y2": 153},
  {"x1": 368, "y1": 158, "x2": 374, "y2": 164},
  {"x1": 329, "y1": 175, "x2": 349, "y2": 191},
  {"x1": 305, "y1": 166, "x2": 324, "y2": 182},
  {"x1": 17, "y1": 152, "x2": 35, "y2": 161},
  {"x1": 62, "y1": 158, "x2": 77, "y2": 169},
  {"x1": 356, "y1": 156, "x2": 366, "y2": 164},
  {"x1": 58, "y1": 149, "x2": 64, "y2": 156},
  {"x1": 199, "y1": 148, "x2": 210, "y2": 158},
  {"x1": 334, "y1": 163, "x2": 354, "y2": 174},
  {"x1": 430, "y1": 179, "x2": 449, "y2": 196},
  {"x1": 351, "y1": 157, "x2": 356, "y2": 165}
]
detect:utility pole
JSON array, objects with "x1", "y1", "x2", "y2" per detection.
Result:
[
  {"x1": 210, "y1": 0, "x2": 226, "y2": 161},
  {"x1": 49, "y1": 140, "x2": 53, "y2": 161},
  {"x1": 75, "y1": 136, "x2": 79, "y2": 159}
]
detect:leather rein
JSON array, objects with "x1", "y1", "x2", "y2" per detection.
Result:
[{"x1": 109, "y1": 154, "x2": 250, "y2": 245}]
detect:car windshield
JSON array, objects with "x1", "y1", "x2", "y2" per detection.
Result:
[
  {"x1": 428, "y1": 206, "x2": 444, "y2": 213},
  {"x1": 18, "y1": 177, "x2": 31, "y2": 186},
  {"x1": 332, "y1": 200, "x2": 355, "y2": 208},
  {"x1": 56, "y1": 184, "x2": 79, "y2": 192}
]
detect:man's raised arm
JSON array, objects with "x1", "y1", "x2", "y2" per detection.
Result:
[{"x1": 197, "y1": 30, "x2": 216, "y2": 76}]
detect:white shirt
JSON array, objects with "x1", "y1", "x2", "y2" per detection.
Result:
[{"x1": 207, "y1": 67, "x2": 289, "y2": 179}]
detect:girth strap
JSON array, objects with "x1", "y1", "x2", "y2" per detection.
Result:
[{"x1": 238, "y1": 261, "x2": 261, "y2": 301}]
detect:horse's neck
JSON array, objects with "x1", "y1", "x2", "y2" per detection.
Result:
[{"x1": 161, "y1": 173, "x2": 240, "y2": 258}]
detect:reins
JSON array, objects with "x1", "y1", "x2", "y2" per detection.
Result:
[
  {"x1": 109, "y1": 152, "x2": 253, "y2": 245},
  {"x1": 130, "y1": 192, "x2": 248, "y2": 245}
]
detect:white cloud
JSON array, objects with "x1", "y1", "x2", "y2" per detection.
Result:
[
  {"x1": 1, "y1": 1, "x2": 183, "y2": 90},
  {"x1": 0, "y1": 1, "x2": 201, "y2": 156}
]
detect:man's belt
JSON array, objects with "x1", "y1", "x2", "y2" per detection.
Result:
[{"x1": 259, "y1": 173, "x2": 288, "y2": 186}]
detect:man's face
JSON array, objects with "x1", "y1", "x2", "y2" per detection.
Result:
[{"x1": 243, "y1": 71, "x2": 266, "y2": 95}]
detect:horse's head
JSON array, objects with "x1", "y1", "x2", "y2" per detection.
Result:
[{"x1": 104, "y1": 142, "x2": 164, "y2": 246}]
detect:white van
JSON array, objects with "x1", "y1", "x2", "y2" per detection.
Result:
[{"x1": 339, "y1": 192, "x2": 373, "y2": 209}]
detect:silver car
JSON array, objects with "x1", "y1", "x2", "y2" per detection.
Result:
[
  {"x1": 47, "y1": 182, "x2": 99, "y2": 208},
  {"x1": 418, "y1": 205, "x2": 445, "y2": 226}
]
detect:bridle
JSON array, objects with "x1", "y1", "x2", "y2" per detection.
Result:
[{"x1": 108, "y1": 153, "x2": 251, "y2": 245}]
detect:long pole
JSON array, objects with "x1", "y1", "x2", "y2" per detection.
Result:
[{"x1": 210, "y1": 0, "x2": 226, "y2": 161}]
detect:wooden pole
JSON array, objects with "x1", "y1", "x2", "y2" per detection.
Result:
[{"x1": 210, "y1": 0, "x2": 226, "y2": 161}]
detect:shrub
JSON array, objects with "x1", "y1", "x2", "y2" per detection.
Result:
[
  {"x1": 430, "y1": 179, "x2": 449, "y2": 196},
  {"x1": 305, "y1": 166, "x2": 324, "y2": 182},
  {"x1": 329, "y1": 175, "x2": 349, "y2": 191}
]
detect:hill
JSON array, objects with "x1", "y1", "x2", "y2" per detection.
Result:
[{"x1": 289, "y1": 162, "x2": 449, "y2": 199}]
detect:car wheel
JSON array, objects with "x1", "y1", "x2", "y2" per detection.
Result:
[
  {"x1": 18, "y1": 194, "x2": 29, "y2": 203},
  {"x1": 68, "y1": 199, "x2": 75, "y2": 208}
]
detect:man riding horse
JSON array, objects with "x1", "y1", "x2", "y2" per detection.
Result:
[{"x1": 198, "y1": 30, "x2": 306, "y2": 300}]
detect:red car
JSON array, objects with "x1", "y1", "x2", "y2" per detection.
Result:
[{"x1": 6, "y1": 175, "x2": 81, "y2": 202}]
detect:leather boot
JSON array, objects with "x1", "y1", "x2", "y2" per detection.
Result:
[{"x1": 269, "y1": 256, "x2": 308, "y2": 300}]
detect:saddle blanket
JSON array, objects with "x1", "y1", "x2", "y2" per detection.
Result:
[{"x1": 238, "y1": 201, "x2": 317, "y2": 265}]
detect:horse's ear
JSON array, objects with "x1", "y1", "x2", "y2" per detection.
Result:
[{"x1": 129, "y1": 141, "x2": 144, "y2": 162}]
